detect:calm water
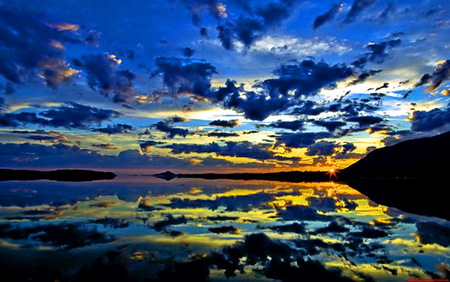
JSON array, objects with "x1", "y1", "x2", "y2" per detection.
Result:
[{"x1": 0, "y1": 176, "x2": 449, "y2": 281}]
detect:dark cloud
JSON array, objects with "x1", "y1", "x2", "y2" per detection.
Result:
[
  {"x1": 165, "y1": 141, "x2": 298, "y2": 163},
  {"x1": 268, "y1": 222, "x2": 306, "y2": 234},
  {"x1": 305, "y1": 141, "x2": 339, "y2": 156},
  {"x1": 0, "y1": 5, "x2": 82, "y2": 89},
  {"x1": 152, "y1": 56, "x2": 217, "y2": 97},
  {"x1": 209, "y1": 119, "x2": 240, "y2": 128},
  {"x1": 152, "y1": 120, "x2": 191, "y2": 138},
  {"x1": 275, "y1": 132, "x2": 331, "y2": 148},
  {"x1": 313, "y1": 4, "x2": 343, "y2": 30},
  {"x1": 182, "y1": 47, "x2": 195, "y2": 57},
  {"x1": 139, "y1": 140, "x2": 161, "y2": 152},
  {"x1": 421, "y1": 60, "x2": 449, "y2": 92},
  {"x1": 346, "y1": 115, "x2": 384, "y2": 127},
  {"x1": 353, "y1": 39, "x2": 401, "y2": 67},
  {"x1": 261, "y1": 120, "x2": 305, "y2": 131},
  {"x1": 410, "y1": 107, "x2": 450, "y2": 132},
  {"x1": 93, "y1": 123, "x2": 133, "y2": 134},
  {"x1": 74, "y1": 53, "x2": 136, "y2": 102},
  {"x1": 212, "y1": 59, "x2": 361, "y2": 121},
  {"x1": 343, "y1": 0, "x2": 377, "y2": 24},
  {"x1": 207, "y1": 131, "x2": 240, "y2": 137},
  {"x1": 262, "y1": 60, "x2": 355, "y2": 97},
  {"x1": 0, "y1": 142, "x2": 196, "y2": 168},
  {"x1": 375, "y1": 82, "x2": 389, "y2": 91},
  {"x1": 164, "y1": 115, "x2": 189, "y2": 123},
  {"x1": 215, "y1": 0, "x2": 297, "y2": 49},
  {"x1": 313, "y1": 120, "x2": 347, "y2": 132},
  {"x1": 166, "y1": 141, "x2": 272, "y2": 160},
  {"x1": 25, "y1": 134, "x2": 67, "y2": 143},
  {"x1": 347, "y1": 70, "x2": 382, "y2": 85},
  {"x1": 0, "y1": 102, "x2": 120, "y2": 129},
  {"x1": 334, "y1": 142, "x2": 359, "y2": 159}
]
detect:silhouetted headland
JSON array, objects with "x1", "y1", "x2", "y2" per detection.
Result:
[
  {"x1": 0, "y1": 169, "x2": 117, "y2": 182},
  {"x1": 339, "y1": 131, "x2": 450, "y2": 179}
]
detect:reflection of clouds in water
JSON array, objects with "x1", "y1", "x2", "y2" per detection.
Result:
[{"x1": 0, "y1": 178, "x2": 448, "y2": 281}]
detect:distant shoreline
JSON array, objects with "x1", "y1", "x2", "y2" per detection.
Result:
[{"x1": 0, "y1": 169, "x2": 117, "y2": 182}]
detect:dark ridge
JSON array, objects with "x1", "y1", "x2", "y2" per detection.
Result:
[
  {"x1": 0, "y1": 169, "x2": 116, "y2": 182},
  {"x1": 340, "y1": 131, "x2": 450, "y2": 179}
]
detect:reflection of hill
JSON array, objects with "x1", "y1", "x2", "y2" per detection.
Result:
[
  {"x1": 340, "y1": 131, "x2": 450, "y2": 179},
  {"x1": 345, "y1": 179, "x2": 449, "y2": 220},
  {"x1": 0, "y1": 169, "x2": 116, "y2": 182}
]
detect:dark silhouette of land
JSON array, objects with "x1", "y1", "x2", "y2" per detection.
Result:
[
  {"x1": 339, "y1": 131, "x2": 450, "y2": 179},
  {"x1": 0, "y1": 169, "x2": 116, "y2": 182},
  {"x1": 155, "y1": 131, "x2": 450, "y2": 219},
  {"x1": 154, "y1": 170, "x2": 331, "y2": 182}
]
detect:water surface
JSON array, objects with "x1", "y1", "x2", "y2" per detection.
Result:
[{"x1": 0, "y1": 176, "x2": 448, "y2": 281}]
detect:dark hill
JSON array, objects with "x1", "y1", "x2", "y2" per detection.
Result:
[
  {"x1": 341, "y1": 131, "x2": 450, "y2": 179},
  {"x1": 340, "y1": 131, "x2": 450, "y2": 220}
]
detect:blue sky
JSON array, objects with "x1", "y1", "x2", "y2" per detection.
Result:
[{"x1": 0, "y1": 0, "x2": 449, "y2": 171}]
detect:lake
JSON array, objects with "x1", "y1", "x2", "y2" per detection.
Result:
[{"x1": 0, "y1": 176, "x2": 449, "y2": 281}]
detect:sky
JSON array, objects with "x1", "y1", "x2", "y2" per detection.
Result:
[{"x1": 0, "y1": 0, "x2": 449, "y2": 172}]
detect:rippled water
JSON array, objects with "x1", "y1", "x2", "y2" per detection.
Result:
[{"x1": 0, "y1": 176, "x2": 449, "y2": 281}]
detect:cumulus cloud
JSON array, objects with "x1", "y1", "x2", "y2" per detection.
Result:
[
  {"x1": 152, "y1": 120, "x2": 191, "y2": 138},
  {"x1": 262, "y1": 60, "x2": 354, "y2": 97},
  {"x1": 410, "y1": 107, "x2": 450, "y2": 132},
  {"x1": 152, "y1": 56, "x2": 217, "y2": 97},
  {"x1": 0, "y1": 4, "x2": 82, "y2": 89},
  {"x1": 0, "y1": 102, "x2": 120, "y2": 129},
  {"x1": 73, "y1": 53, "x2": 136, "y2": 102},
  {"x1": 313, "y1": 4, "x2": 344, "y2": 30}
]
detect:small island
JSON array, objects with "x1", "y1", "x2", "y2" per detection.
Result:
[{"x1": 0, "y1": 169, "x2": 117, "y2": 182}]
